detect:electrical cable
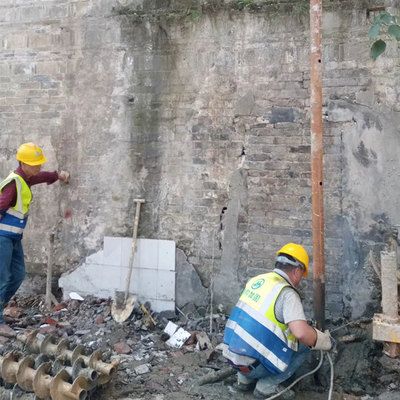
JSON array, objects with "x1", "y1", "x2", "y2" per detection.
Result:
[
  {"x1": 263, "y1": 350, "x2": 334, "y2": 400},
  {"x1": 327, "y1": 352, "x2": 334, "y2": 400}
]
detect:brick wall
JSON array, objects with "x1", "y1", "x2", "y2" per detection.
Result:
[{"x1": 0, "y1": 0, "x2": 398, "y2": 318}]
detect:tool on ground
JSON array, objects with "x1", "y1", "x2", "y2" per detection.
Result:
[
  {"x1": 111, "y1": 198, "x2": 145, "y2": 323},
  {"x1": 140, "y1": 304, "x2": 156, "y2": 328}
]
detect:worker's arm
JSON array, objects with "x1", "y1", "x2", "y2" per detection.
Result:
[
  {"x1": 288, "y1": 320, "x2": 317, "y2": 346},
  {"x1": 279, "y1": 288, "x2": 332, "y2": 350},
  {"x1": 29, "y1": 170, "x2": 69, "y2": 185},
  {"x1": 288, "y1": 320, "x2": 332, "y2": 350},
  {"x1": 29, "y1": 171, "x2": 59, "y2": 185},
  {"x1": 0, "y1": 182, "x2": 17, "y2": 216}
]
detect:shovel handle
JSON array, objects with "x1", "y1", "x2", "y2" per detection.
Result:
[{"x1": 124, "y1": 199, "x2": 145, "y2": 301}]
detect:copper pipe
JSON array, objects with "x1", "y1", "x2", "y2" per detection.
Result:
[{"x1": 310, "y1": 0, "x2": 325, "y2": 330}]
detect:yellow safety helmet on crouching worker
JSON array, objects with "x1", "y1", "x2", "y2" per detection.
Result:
[
  {"x1": 16, "y1": 143, "x2": 47, "y2": 166},
  {"x1": 276, "y1": 243, "x2": 309, "y2": 277}
]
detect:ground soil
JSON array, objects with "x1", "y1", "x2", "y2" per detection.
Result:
[{"x1": 0, "y1": 296, "x2": 399, "y2": 400}]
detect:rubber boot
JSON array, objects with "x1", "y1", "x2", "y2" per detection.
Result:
[
  {"x1": 254, "y1": 379, "x2": 295, "y2": 399},
  {"x1": 234, "y1": 372, "x2": 256, "y2": 392}
]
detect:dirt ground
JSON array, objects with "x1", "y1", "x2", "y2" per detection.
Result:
[{"x1": 0, "y1": 295, "x2": 399, "y2": 400}]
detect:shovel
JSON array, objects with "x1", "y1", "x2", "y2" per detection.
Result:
[{"x1": 111, "y1": 198, "x2": 145, "y2": 323}]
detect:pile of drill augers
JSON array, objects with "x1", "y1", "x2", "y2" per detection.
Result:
[{"x1": 0, "y1": 330, "x2": 118, "y2": 399}]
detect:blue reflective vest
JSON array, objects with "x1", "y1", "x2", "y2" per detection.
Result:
[{"x1": 224, "y1": 272, "x2": 299, "y2": 374}]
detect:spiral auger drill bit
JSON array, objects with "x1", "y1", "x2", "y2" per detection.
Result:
[
  {"x1": 1, "y1": 352, "x2": 22, "y2": 384},
  {"x1": 53, "y1": 357, "x2": 99, "y2": 391},
  {"x1": 50, "y1": 370, "x2": 89, "y2": 400},
  {"x1": 17, "y1": 332, "x2": 117, "y2": 384},
  {"x1": 0, "y1": 352, "x2": 89, "y2": 400},
  {"x1": 71, "y1": 348, "x2": 116, "y2": 385}
]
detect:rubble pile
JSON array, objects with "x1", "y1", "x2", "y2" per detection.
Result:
[
  {"x1": 0, "y1": 295, "x2": 230, "y2": 399},
  {"x1": 1, "y1": 295, "x2": 400, "y2": 399}
]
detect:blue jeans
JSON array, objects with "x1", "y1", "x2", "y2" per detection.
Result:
[
  {"x1": 239, "y1": 344, "x2": 310, "y2": 386},
  {"x1": 0, "y1": 236, "x2": 26, "y2": 323}
]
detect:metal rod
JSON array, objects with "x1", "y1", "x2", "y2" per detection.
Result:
[
  {"x1": 310, "y1": 0, "x2": 325, "y2": 330},
  {"x1": 45, "y1": 233, "x2": 55, "y2": 310}
]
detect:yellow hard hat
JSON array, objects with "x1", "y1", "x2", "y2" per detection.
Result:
[
  {"x1": 16, "y1": 143, "x2": 47, "y2": 166},
  {"x1": 276, "y1": 243, "x2": 309, "y2": 277}
]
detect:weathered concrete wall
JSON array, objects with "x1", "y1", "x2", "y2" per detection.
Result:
[{"x1": 0, "y1": 0, "x2": 399, "y2": 318}]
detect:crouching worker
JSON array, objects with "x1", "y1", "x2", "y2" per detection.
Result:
[
  {"x1": 222, "y1": 243, "x2": 332, "y2": 399},
  {"x1": 0, "y1": 143, "x2": 70, "y2": 336}
]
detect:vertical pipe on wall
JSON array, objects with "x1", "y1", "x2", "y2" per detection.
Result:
[{"x1": 310, "y1": 0, "x2": 325, "y2": 329}]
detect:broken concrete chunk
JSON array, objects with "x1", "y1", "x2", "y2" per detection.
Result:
[
  {"x1": 114, "y1": 341, "x2": 132, "y2": 355},
  {"x1": 75, "y1": 329, "x2": 91, "y2": 336},
  {"x1": 166, "y1": 327, "x2": 191, "y2": 349},
  {"x1": 195, "y1": 332, "x2": 213, "y2": 351},
  {"x1": 134, "y1": 363, "x2": 151, "y2": 375},
  {"x1": 3, "y1": 306, "x2": 22, "y2": 319}
]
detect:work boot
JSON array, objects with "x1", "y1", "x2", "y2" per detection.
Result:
[
  {"x1": 234, "y1": 372, "x2": 256, "y2": 392},
  {"x1": 254, "y1": 380, "x2": 295, "y2": 400},
  {"x1": 0, "y1": 324, "x2": 16, "y2": 338}
]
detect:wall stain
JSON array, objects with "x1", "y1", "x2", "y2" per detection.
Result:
[{"x1": 352, "y1": 140, "x2": 377, "y2": 167}]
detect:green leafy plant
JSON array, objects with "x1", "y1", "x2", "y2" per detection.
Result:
[
  {"x1": 293, "y1": 1, "x2": 309, "y2": 16},
  {"x1": 189, "y1": 8, "x2": 202, "y2": 21},
  {"x1": 369, "y1": 11, "x2": 400, "y2": 60},
  {"x1": 237, "y1": 0, "x2": 253, "y2": 10}
]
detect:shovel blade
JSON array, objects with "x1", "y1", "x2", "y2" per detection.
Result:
[{"x1": 111, "y1": 295, "x2": 136, "y2": 323}]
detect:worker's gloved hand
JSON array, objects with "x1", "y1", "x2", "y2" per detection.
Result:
[
  {"x1": 58, "y1": 171, "x2": 70, "y2": 184},
  {"x1": 312, "y1": 329, "x2": 333, "y2": 351}
]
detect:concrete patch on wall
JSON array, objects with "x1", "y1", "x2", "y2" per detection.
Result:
[
  {"x1": 327, "y1": 99, "x2": 400, "y2": 318},
  {"x1": 341, "y1": 218, "x2": 376, "y2": 319},
  {"x1": 175, "y1": 248, "x2": 208, "y2": 308},
  {"x1": 59, "y1": 237, "x2": 176, "y2": 312},
  {"x1": 213, "y1": 168, "x2": 248, "y2": 309},
  {"x1": 327, "y1": 100, "x2": 400, "y2": 233}
]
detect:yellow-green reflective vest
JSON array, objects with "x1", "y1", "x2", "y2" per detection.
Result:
[
  {"x1": 0, "y1": 172, "x2": 32, "y2": 238},
  {"x1": 224, "y1": 272, "x2": 298, "y2": 374}
]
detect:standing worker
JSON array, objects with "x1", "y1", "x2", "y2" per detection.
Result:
[
  {"x1": 222, "y1": 243, "x2": 332, "y2": 399},
  {"x1": 0, "y1": 143, "x2": 69, "y2": 336}
]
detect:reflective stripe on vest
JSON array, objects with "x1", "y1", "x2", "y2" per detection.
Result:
[
  {"x1": 225, "y1": 318, "x2": 288, "y2": 372},
  {"x1": 0, "y1": 172, "x2": 32, "y2": 238},
  {"x1": 0, "y1": 223, "x2": 24, "y2": 235},
  {"x1": 223, "y1": 272, "x2": 299, "y2": 374}
]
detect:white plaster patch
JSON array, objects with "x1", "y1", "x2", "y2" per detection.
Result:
[{"x1": 59, "y1": 237, "x2": 176, "y2": 312}]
